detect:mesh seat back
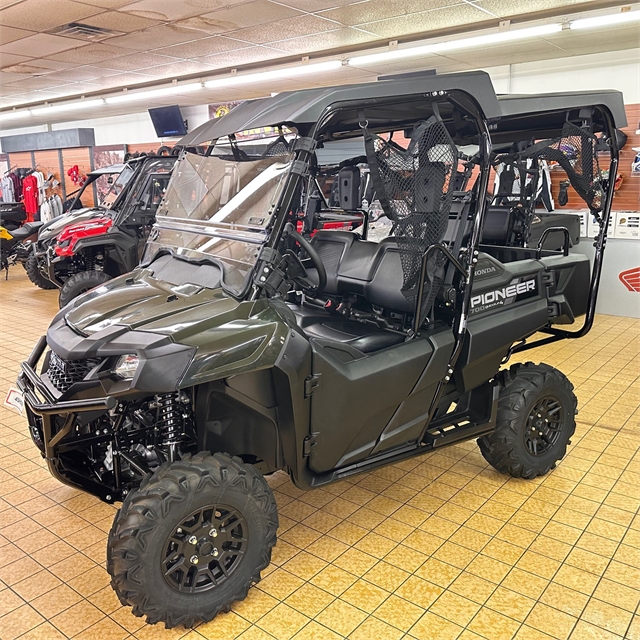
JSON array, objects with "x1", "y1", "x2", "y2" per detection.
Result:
[{"x1": 363, "y1": 114, "x2": 458, "y2": 324}]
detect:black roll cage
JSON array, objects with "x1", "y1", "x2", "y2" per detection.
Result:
[{"x1": 199, "y1": 92, "x2": 619, "y2": 358}]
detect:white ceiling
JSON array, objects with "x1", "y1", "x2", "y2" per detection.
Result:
[{"x1": 0, "y1": 0, "x2": 638, "y2": 125}]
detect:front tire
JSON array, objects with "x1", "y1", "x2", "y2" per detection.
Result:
[
  {"x1": 478, "y1": 362, "x2": 577, "y2": 479},
  {"x1": 107, "y1": 452, "x2": 278, "y2": 628},
  {"x1": 58, "y1": 270, "x2": 111, "y2": 308},
  {"x1": 25, "y1": 253, "x2": 56, "y2": 290}
]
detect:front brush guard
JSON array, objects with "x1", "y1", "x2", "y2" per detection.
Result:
[{"x1": 17, "y1": 336, "x2": 119, "y2": 501}]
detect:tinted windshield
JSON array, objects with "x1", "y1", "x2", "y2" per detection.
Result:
[{"x1": 143, "y1": 147, "x2": 292, "y2": 295}]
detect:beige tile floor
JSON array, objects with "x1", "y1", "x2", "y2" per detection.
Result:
[{"x1": 0, "y1": 268, "x2": 639, "y2": 640}]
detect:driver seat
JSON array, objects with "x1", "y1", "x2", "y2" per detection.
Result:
[
  {"x1": 289, "y1": 304, "x2": 405, "y2": 353},
  {"x1": 10, "y1": 221, "x2": 43, "y2": 240}
]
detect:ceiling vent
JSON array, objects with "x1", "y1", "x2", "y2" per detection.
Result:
[{"x1": 48, "y1": 22, "x2": 122, "y2": 40}]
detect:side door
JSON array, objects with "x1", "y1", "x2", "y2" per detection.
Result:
[{"x1": 307, "y1": 337, "x2": 434, "y2": 474}]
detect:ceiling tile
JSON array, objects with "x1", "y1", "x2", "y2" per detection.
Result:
[
  {"x1": 0, "y1": 74, "x2": 28, "y2": 90},
  {"x1": 476, "y1": 0, "x2": 601, "y2": 18},
  {"x1": 155, "y1": 35, "x2": 250, "y2": 59},
  {"x1": 0, "y1": 0, "x2": 103, "y2": 31},
  {"x1": 80, "y1": 9, "x2": 161, "y2": 33},
  {"x1": 0, "y1": 59, "x2": 76, "y2": 75},
  {"x1": 0, "y1": 52, "x2": 32, "y2": 67},
  {"x1": 95, "y1": 71, "x2": 156, "y2": 86},
  {"x1": 229, "y1": 13, "x2": 340, "y2": 44},
  {"x1": 361, "y1": 3, "x2": 489, "y2": 38},
  {"x1": 321, "y1": 0, "x2": 462, "y2": 27},
  {"x1": 118, "y1": 0, "x2": 242, "y2": 22},
  {"x1": 195, "y1": 45, "x2": 290, "y2": 69},
  {"x1": 93, "y1": 51, "x2": 181, "y2": 71},
  {"x1": 0, "y1": 25, "x2": 35, "y2": 45},
  {"x1": 275, "y1": 0, "x2": 371, "y2": 11},
  {"x1": 103, "y1": 23, "x2": 204, "y2": 51},
  {"x1": 0, "y1": 33, "x2": 80, "y2": 56},
  {"x1": 4, "y1": 75, "x2": 72, "y2": 89},
  {"x1": 142, "y1": 59, "x2": 216, "y2": 78},
  {"x1": 72, "y1": 0, "x2": 132, "y2": 7},
  {"x1": 48, "y1": 42, "x2": 124, "y2": 63},
  {"x1": 186, "y1": 1, "x2": 303, "y2": 33},
  {"x1": 272, "y1": 26, "x2": 379, "y2": 53}
]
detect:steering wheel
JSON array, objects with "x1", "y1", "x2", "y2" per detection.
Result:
[{"x1": 285, "y1": 226, "x2": 327, "y2": 295}]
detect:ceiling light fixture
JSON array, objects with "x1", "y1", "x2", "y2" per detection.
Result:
[
  {"x1": 570, "y1": 10, "x2": 640, "y2": 30},
  {"x1": 348, "y1": 23, "x2": 563, "y2": 66},
  {"x1": 105, "y1": 82, "x2": 203, "y2": 105},
  {"x1": 31, "y1": 98, "x2": 105, "y2": 116},
  {"x1": 204, "y1": 60, "x2": 342, "y2": 89},
  {"x1": 0, "y1": 110, "x2": 32, "y2": 122}
]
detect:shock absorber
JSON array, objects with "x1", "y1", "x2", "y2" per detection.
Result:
[{"x1": 153, "y1": 392, "x2": 193, "y2": 461}]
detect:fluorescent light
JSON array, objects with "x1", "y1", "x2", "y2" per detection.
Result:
[
  {"x1": 31, "y1": 99, "x2": 105, "y2": 116},
  {"x1": 0, "y1": 110, "x2": 31, "y2": 122},
  {"x1": 105, "y1": 82, "x2": 203, "y2": 105},
  {"x1": 570, "y1": 10, "x2": 640, "y2": 30},
  {"x1": 204, "y1": 60, "x2": 342, "y2": 89},
  {"x1": 349, "y1": 23, "x2": 562, "y2": 65}
]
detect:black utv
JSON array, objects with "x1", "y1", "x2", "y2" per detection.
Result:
[
  {"x1": 18, "y1": 71, "x2": 624, "y2": 628},
  {"x1": 29, "y1": 154, "x2": 176, "y2": 307}
]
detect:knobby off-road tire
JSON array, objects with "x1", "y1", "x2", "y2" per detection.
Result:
[
  {"x1": 25, "y1": 253, "x2": 56, "y2": 290},
  {"x1": 58, "y1": 270, "x2": 111, "y2": 308},
  {"x1": 478, "y1": 362, "x2": 577, "y2": 479},
  {"x1": 107, "y1": 452, "x2": 278, "y2": 628}
]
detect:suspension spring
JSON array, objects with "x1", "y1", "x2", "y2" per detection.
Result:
[{"x1": 153, "y1": 392, "x2": 193, "y2": 459}]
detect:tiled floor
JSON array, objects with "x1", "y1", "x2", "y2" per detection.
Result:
[{"x1": 0, "y1": 268, "x2": 639, "y2": 640}]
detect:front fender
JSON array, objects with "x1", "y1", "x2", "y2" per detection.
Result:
[{"x1": 178, "y1": 299, "x2": 292, "y2": 386}]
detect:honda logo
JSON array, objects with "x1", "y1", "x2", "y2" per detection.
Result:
[{"x1": 619, "y1": 267, "x2": 640, "y2": 292}]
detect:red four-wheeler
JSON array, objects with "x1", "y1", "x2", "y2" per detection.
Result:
[{"x1": 29, "y1": 154, "x2": 176, "y2": 307}]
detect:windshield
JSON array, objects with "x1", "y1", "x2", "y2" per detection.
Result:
[
  {"x1": 114, "y1": 158, "x2": 175, "y2": 222},
  {"x1": 143, "y1": 145, "x2": 292, "y2": 295},
  {"x1": 100, "y1": 166, "x2": 135, "y2": 209}
]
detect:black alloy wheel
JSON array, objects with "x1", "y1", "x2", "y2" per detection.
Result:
[
  {"x1": 107, "y1": 452, "x2": 278, "y2": 628},
  {"x1": 478, "y1": 362, "x2": 577, "y2": 479},
  {"x1": 162, "y1": 504, "x2": 247, "y2": 593},
  {"x1": 524, "y1": 396, "x2": 563, "y2": 456}
]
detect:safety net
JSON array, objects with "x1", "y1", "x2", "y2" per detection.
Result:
[
  {"x1": 527, "y1": 121, "x2": 603, "y2": 213},
  {"x1": 363, "y1": 114, "x2": 458, "y2": 324}
]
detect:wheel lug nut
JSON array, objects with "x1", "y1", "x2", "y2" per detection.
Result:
[
  {"x1": 213, "y1": 548, "x2": 219, "y2": 557},
  {"x1": 190, "y1": 555, "x2": 199, "y2": 564},
  {"x1": 188, "y1": 535, "x2": 197, "y2": 545},
  {"x1": 176, "y1": 528, "x2": 182, "y2": 534},
  {"x1": 209, "y1": 528, "x2": 217, "y2": 537}
]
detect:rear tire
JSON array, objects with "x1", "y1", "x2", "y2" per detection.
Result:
[
  {"x1": 478, "y1": 362, "x2": 576, "y2": 479},
  {"x1": 58, "y1": 270, "x2": 111, "y2": 308},
  {"x1": 25, "y1": 253, "x2": 56, "y2": 290},
  {"x1": 107, "y1": 452, "x2": 278, "y2": 628}
]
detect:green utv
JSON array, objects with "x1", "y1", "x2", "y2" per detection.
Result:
[{"x1": 18, "y1": 71, "x2": 624, "y2": 627}]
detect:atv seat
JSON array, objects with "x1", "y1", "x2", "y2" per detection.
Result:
[
  {"x1": 309, "y1": 230, "x2": 413, "y2": 315},
  {"x1": 10, "y1": 221, "x2": 43, "y2": 240},
  {"x1": 289, "y1": 304, "x2": 405, "y2": 353}
]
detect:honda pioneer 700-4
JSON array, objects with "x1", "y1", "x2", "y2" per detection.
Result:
[{"x1": 18, "y1": 71, "x2": 624, "y2": 628}]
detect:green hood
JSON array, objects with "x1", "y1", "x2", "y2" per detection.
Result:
[
  {"x1": 64, "y1": 268, "x2": 291, "y2": 386},
  {"x1": 66, "y1": 270, "x2": 239, "y2": 337}
]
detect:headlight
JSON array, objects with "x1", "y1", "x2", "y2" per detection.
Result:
[{"x1": 113, "y1": 354, "x2": 139, "y2": 379}]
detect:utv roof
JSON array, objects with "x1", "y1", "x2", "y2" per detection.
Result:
[
  {"x1": 180, "y1": 71, "x2": 500, "y2": 145},
  {"x1": 87, "y1": 164, "x2": 125, "y2": 176},
  {"x1": 180, "y1": 70, "x2": 626, "y2": 146},
  {"x1": 492, "y1": 90, "x2": 627, "y2": 143}
]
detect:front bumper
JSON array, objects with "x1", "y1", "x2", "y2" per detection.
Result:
[{"x1": 18, "y1": 337, "x2": 118, "y2": 501}]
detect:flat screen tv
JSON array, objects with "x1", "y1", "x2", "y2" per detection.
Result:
[{"x1": 148, "y1": 105, "x2": 187, "y2": 137}]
